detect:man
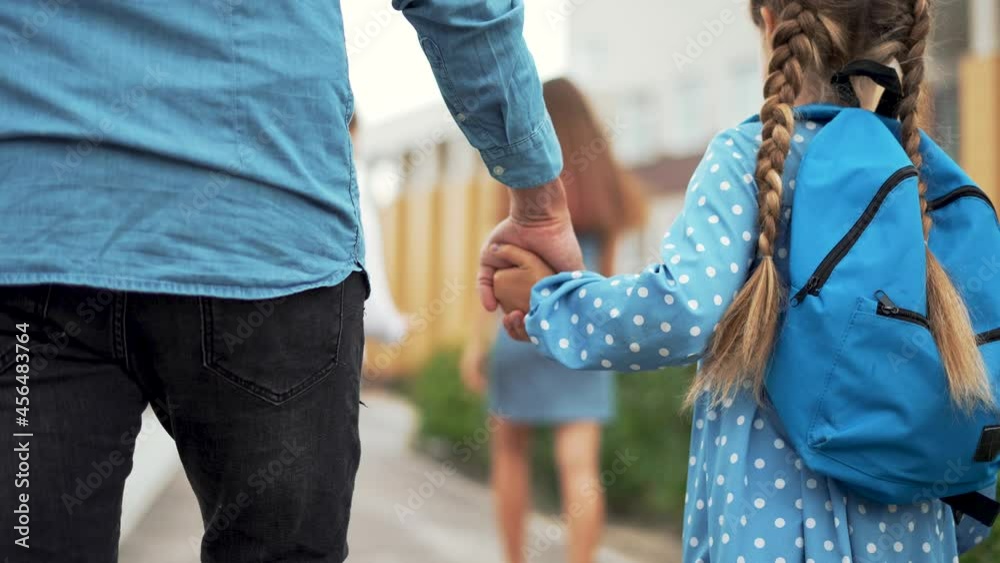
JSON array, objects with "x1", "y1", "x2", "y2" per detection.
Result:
[{"x1": 0, "y1": 2, "x2": 581, "y2": 562}]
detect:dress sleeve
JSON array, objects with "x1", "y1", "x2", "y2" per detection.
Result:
[{"x1": 524, "y1": 131, "x2": 760, "y2": 372}]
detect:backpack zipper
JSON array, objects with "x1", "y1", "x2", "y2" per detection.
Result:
[
  {"x1": 979, "y1": 328, "x2": 1000, "y2": 346},
  {"x1": 790, "y1": 166, "x2": 919, "y2": 306},
  {"x1": 874, "y1": 290, "x2": 931, "y2": 330},
  {"x1": 926, "y1": 186, "x2": 996, "y2": 214},
  {"x1": 924, "y1": 187, "x2": 999, "y2": 346},
  {"x1": 875, "y1": 293, "x2": 1000, "y2": 341}
]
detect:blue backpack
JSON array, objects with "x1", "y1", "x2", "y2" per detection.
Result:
[{"x1": 762, "y1": 104, "x2": 1000, "y2": 526}]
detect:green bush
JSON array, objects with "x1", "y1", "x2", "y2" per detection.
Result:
[
  {"x1": 963, "y1": 512, "x2": 1000, "y2": 562},
  {"x1": 408, "y1": 348, "x2": 694, "y2": 522},
  {"x1": 407, "y1": 348, "x2": 1000, "y2": 559},
  {"x1": 409, "y1": 348, "x2": 493, "y2": 481},
  {"x1": 600, "y1": 366, "x2": 694, "y2": 522}
]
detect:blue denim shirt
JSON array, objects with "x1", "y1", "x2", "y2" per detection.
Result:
[{"x1": 0, "y1": 0, "x2": 561, "y2": 298}]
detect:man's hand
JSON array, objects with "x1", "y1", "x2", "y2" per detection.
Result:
[{"x1": 478, "y1": 178, "x2": 583, "y2": 313}]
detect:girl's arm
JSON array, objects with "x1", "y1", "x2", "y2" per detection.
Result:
[
  {"x1": 523, "y1": 131, "x2": 761, "y2": 372},
  {"x1": 460, "y1": 300, "x2": 500, "y2": 395},
  {"x1": 599, "y1": 232, "x2": 620, "y2": 279}
]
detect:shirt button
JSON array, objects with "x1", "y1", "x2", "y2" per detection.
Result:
[
  {"x1": 493, "y1": 165, "x2": 505, "y2": 176},
  {"x1": 456, "y1": 113, "x2": 467, "y2": 122}
]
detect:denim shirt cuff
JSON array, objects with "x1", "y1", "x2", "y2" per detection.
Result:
[{"x1": 479, "y1": 113, "x2": 563, "y2": 189}]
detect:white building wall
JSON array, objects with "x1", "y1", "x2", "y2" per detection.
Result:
[{"x1": 568, "y1": 0, "x2": 764, "y2": 162}]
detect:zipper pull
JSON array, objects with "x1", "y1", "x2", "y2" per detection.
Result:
[
  {"x1": 790, "y1": 276, "x2": 821, "y2": 307},
  {"x1": 804, "y1": 276, "x2": 821, "y2": 296},
  {"x1": 875, "y1": 290, "x2": 900, "y2": 314}
]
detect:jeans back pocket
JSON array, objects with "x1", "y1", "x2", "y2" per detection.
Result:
[{"x1": 200, "y1": 285, "x2": 344, "y2": 405}]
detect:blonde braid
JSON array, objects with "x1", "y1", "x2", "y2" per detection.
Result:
[
  {"x1": 897, "y1": 0, "x2": 931, "y2": 236},
  {"x1": 897, "y1": 0, "x2": 991, "y2": 411},
  {"x1": 692, "y1": 2, "x2": 830, "y2": 406}
]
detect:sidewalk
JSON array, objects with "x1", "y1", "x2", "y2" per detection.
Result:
[{"x1": 119, "y1": 390, "x2": 682, "y2": 562}]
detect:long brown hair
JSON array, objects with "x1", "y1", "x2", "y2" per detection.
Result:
[
  {"x1": 692, "y1": 0, "x2": 992, "y2": 411},
  {"x1": 502, "y1": 78, "x2": 647, "y2": 276}
]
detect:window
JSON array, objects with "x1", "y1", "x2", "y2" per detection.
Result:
[
  {"x1": 617, "y1": 89, "x2": 662, "y2": 165},
  {"x1": 672, "y1": 80, "x2": 708, "y2": 153},
  {"x1": 930, "y1": 0, "x2": 970, "y2": 157}
]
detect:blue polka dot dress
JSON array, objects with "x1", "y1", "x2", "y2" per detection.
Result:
[{"x1": 523, "y1": 115, "x2": 962, "y2": 562}]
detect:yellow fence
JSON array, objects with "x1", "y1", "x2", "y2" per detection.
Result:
[
  {"x1": 364, "y1": 151, "x2": 499, "y2": 380},
  {"x1": 961, "y1": 53, "x2": 1000, "y2": 200}
]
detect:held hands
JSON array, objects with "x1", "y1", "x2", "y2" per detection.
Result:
[
  {"x1": 478, "y1": 178, "x2": 583, "y2": 341},
  {"x1": 492, "y1": 244, "x2": 555, "y2": 341},
  {"x1": 492, "y1": 244, "x2": 556, "y2": 313},
  {"x1": 478, "y1": 178, "x2": 584, "y2": 312}
]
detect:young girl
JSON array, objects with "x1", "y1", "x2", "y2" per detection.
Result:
[
  {"x1": 461, "y1": 77, "x2": 646, "y2": 563},
  {"x1": 493, "y1": 1, "x2": 973, "y2": 561}
]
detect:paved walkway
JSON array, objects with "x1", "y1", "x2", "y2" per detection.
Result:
[{"x1": 119, "y1": 391, "x2": 682, "y2": 562}]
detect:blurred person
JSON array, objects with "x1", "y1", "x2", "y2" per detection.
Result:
[
  {"x1": 0, "y1": 2, "x2": 582, "y2": 561},
  {"x1": 350, "y1": 113, "x2": 408, "y2": 345},
  {"x1": 461, "y1": 78, "x2": 647, "y2": 563},
  {"x1": 489, "y1": 1, "x2": 1000, "y2": 562}
]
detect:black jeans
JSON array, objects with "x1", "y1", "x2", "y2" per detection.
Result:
[{"x1": 0, "y1": 273, "x2": 366, "y2": 562}]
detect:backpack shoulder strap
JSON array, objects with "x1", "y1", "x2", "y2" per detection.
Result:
[
  {"x1": 913, "y1": 132, "x2": 980, "y2": 201},
  {"x1": 742, "y1": 104, "x2": 985, "y2": 204},
  {"x1": 796, "y1": 107, "x2": 912, "y2": 189},
  {"x1": 944, "y1": 492, "x2": 1000, "y2": 527},
  {"x1": 741, "y1": 103, "x2": 846, "y2": 126}
]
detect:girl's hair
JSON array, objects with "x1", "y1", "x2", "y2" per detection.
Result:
[
  {"x1": 499, "y1": 78, "x2": 648, "y2": 275},
  {"x1": 692, "y1": 0, "x2": 992, "y2": 411}
]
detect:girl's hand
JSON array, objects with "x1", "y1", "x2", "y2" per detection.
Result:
[
  {"x1": 460, "y1": 344, "x2": 488, "y2": 395},
  {"x1": 492, "y1": 244, "x2": 556, "y2": 316},
  {"x1": 477, "y1": 179, "x2": 584, "y2": 312}
]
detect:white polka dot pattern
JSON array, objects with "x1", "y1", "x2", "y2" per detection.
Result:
[
  {"x1": 523, "y1": 130, "x2": 759, "y2": 371},
  {"x1": 522, "y1": 120, "x2": 961, "y2": 562},
  {"x1": 675, "y1": 123, "x2": 958, "y2": 562}
]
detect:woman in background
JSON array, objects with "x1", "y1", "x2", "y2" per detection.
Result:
[{"x1": 460, "y1": 78, "x2": 647, "y2": 563}]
